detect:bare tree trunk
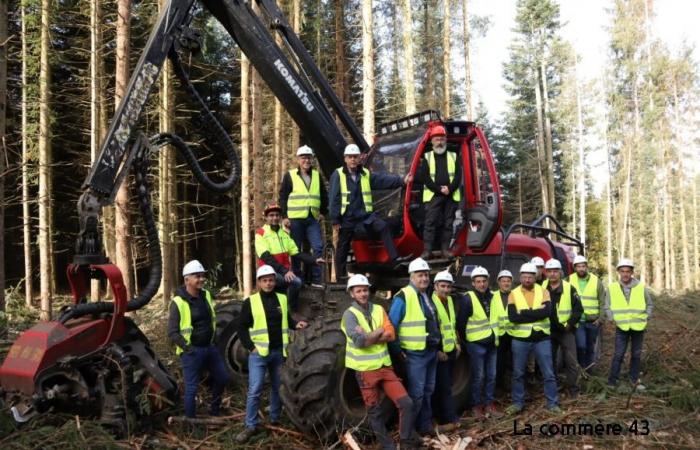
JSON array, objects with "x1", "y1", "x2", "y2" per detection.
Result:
[
  {"x1": 663, "y1": 169, "x2": 671, "y2": 291},
  {"x1": 442, "y1": 2, "x2": 451, "y2": 118},
  {"x1": 361, "y1": 0, "x2": 375, "y2": 140},
  {"x1": 574, "y1": 56, "x2": 585, "y2": 245},
  {"x1": 89, "y1": 0, "x2": 103, "y2": 300},
  {"x1": 38, "y1": 0, "x2": 52, "y2": 321},
  {"x1": 570, "y1": 150, "x2": 576, "y2": 237},
  {"x1": 620, "y1": 82, "x2": 639, "y2": 259},
  {"x1": 423, "y1": 1, "x2": 434, "y2": 103},
  {"x1": 0, "y1": 0, "x2": 7, "y2": 312},
  {"x1": 462, "y1": 0, "x2": 472, "y2": 120},
  {"x1": 693, "y1": 176, "x2": 699, "y2": 289},
  {"x1": 290, "y1": 0, "x2": 300, "y2": 153},
  {"x1": 401, "y1": 0, "x2": 416, "y2": 114},
  {"x1": 240, "y1": 54, "x2": 252, "y2": 296},
  {"x1": 672, "y1": 82, "x2": 691, "y2": 291},
  {"x1": 21, "y1": 1, "x2": 34, "y2": 306},
  {"x1": 517, "y1": 169, "x2": 523, "y2": 224},
  {"x1": 604, "y1": 136, "x2": 613, "y2": 284},
  {"x1": 540, "y1": 60, "x2": 556, "y2": 217},
  {"x1": 334, "y1": 0, "x2": 346, "y2": 105},
  {"x1": 653, "y1": 200, "x2": 663, "y2": 289},
  {"x1": 114, "y1": 0, "x2": 134, "y2": 299},
  {"x1": 533, "y1": 72, "x2": 549, "y2": 217}
]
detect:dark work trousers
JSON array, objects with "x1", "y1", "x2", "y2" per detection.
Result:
[
  {"x1": 496, "y1": 333, "x2": 512, "y2": 391},
  {"x1": 335, "y1": 218, "x2": 397, "y2": 278},
  {"x1": 550, "y1": 328, "x2": 581, "y2": 393},
  {"x1": 181, "y1": 345, "x2": 231, "y2": 418},
  {"x1": 423, "y1": 195, "x2": 458, "y2": 251},
  {"x1": 608, "y1": 328, "x2": 645, "y2": 386},
  {"x1": 431, "y1": 350, "x2": 458, "y2": 424}
]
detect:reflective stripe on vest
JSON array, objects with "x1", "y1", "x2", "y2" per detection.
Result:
[
  {"x1": 432, "y1": 293, "x2": 457, "y2": 352},
  {"x1": 422, "y1": 151, "x2": 461, "y2": 202},
  {"x1": 337, "y1": 167, "x2": 373, "y2": 215},
  {"x1": 173, "y1": 289, "x2": 216, "y2": 355},
  {"x1": 341, "y1": 304, "x2": 392, "y2": 371},
  {"x1": 569, "y1": 273, "x2": 600, "y2": 316},
  {"x1": 509, "y1": 285, "x2": 551, "y2": 338},
  {"x1": 465, "y1": 291, "x2": 498, "y2": 343},
  {"x1": 491, "y1": 291, "x2": 511, "y2": 336},
  {"x1": 542, "y1": 279, "x2": 574, "y2": 325},
  {"x1": 398, "y1": 287, "x2": 428, "y2": 351},
  {"x1": 254, "y1": 224, "x2": 296, "y2": 268},
  {"x1": 609, "y1": 282, "x2": 648, "y2": 331},
  {"x1": 287, "y1": 169, "x2": 321, "y2": 219},
  {"x1": 249, "y1": 292, "x2": 290, "y2": 357}
]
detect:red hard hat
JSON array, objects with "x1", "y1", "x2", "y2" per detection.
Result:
[
  {"x1": 264, "y1": 203, "x2": 282, "y2": 216},
  {"x1": 430, "y1": 125, "x2": 446, "y2": 138}
]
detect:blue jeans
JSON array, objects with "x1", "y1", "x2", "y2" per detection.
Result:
[
  {"x1": 245, "y1": 349, "x2": 284, "y2": 429},
  {"x1": 290, "y1": 216, "x2": 323, "y2": 284},
  {"x1": 608, "y1": 328, "x2": 645, "y2": 385},
  {"x1": 181, "y1": 345, "x2": 231, "y2": 418},
  {"x1": 275, "y1": 272, "x2": 303, "y2": 311},
  {"x1": 511, "y1": 338, "x2": 559, "y2": 408},
  {"x1": 467, "y1": 342, "x2": 497, "y2": 407},
  {"x1": 431, "y1": 351, "x2": 457, "y2": 423},
  {"x1": 405, "y1": 348, "x2": 438, "y2": 433},
  {"x1": 575, "y1": 321, "x2": 601, "y2": 372}
]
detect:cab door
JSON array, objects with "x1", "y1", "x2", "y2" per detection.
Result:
[{"x1": 463, "y1": 126, "x2": 502, "y2": 250}]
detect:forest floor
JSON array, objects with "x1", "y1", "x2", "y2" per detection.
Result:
[{"x1": 0, "y1": 290, "x2": 698, "y2": 449}]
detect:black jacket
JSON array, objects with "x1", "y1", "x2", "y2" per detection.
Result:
[
  {"x1": 168, "y1": 286, "x2": 214, "y2": 350},
  {"x1": 418, "y1": 150, "x2": 462, "y2": 195}
]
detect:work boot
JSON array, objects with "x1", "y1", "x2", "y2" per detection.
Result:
[
  {"x1": 484, "y1": 403, "x2": 504, "y2": 418},
  {"x1": 471, "y1": 405, "x2": 485, "y2": 419},
  {"x1": 235, "y1": 426, "x2": 262, "y2": 444}
]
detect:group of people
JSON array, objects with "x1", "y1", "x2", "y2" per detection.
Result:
[{"x1": 167, "y1": 251, "x2": 652, "y2": 449}]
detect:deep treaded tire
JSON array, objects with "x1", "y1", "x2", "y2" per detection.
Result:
[
  {"x1": 215, "y1": 301, "x2": 246, "y2": 383},
  {"x1": 280, "y1": 315, "x2": 392, "y2": 442}
]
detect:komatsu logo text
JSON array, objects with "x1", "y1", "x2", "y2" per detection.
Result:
[{"x1": 274, "y1": 59, "x2": 315, "y2": 113}]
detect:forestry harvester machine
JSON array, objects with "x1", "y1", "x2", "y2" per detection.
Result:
[{"x1": 0, "y1": 0, "x2": 582, "y2": 438}]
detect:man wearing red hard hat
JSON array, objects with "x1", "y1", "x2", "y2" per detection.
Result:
[{"x1": 418, "y1": 125, "x2": 462, "y2": 259}]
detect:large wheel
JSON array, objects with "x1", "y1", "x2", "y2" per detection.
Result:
[
  {"x1": 280, "y1": 316, "x2": 393, "y2": 442},
  {"x1": 215, "y1": 301, "x2": 247, "y2": 384},
  {"x1": 451, "y1": 347, "x2": 471, "y2": 414}
]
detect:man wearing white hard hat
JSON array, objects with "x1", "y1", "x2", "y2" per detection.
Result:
[
  {"x1": 329, "y1": 143, "x2": 412, "y2": 279},
  {"x1": 505, "y1": 262, "x2": 560, "y2": 415},
  {"x1": 456, "y1": 266, "x2": 503, "y2": 418},
  {"x1": 566, "y1": 255, "x2": 606, "y2": 372},
  {"x1": 236, "y1": 265, "x2": 309, "y2": 443},
  {"x1": 168, "y1": 260, "x2": 230, "y2": 418},
  {"x1": 531, "y1": 256, "x2": 546, "y2": 284},
  {"x1": 279, "y1": 145, "x2": 328, "y2": 287},
  {"x1": 494, "y1": 270, "x2": 514, "y2": 391},
  {"x1": 429, "y1": 270, "x2": 461, "y2": 426},
  {"x1": 604, "y1": 259, "x2": 653, "y2": 391},
  {"x1": 388, "y1": 258, "x2": 441, "y2": 436},
  {"x1": 341, "y1": 274, "x2": 418, "y2": 450},
  {"x1": 542, "y1": 258, "x2": 583, "y2": 397}
]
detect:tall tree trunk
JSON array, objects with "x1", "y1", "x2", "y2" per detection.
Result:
[
  {"x1": 38, "y1": 0, "x2": 52, "y2": 321},
  {"x1": 574, "y1": 56, "x2": 585, "y2": 245},
  {"x1": 251, "y1": 3, "x2": 264, "y2": 229},
  {"x1": 361, "y1": 0, "x2": 375, "y2": 140},
  {"x1": 290, "y1": 0, "x2": 300, "y2": 154},
  {"x1": 240, "y1": 55, "x2": 252, "y2": 296},
  {"x1": 114, "y1": 0, "x2": 134, "y2": 299},
  {"x1": 533, "y1": 71, "x2": 549, "y2": 217},
  {"x1": 692, "y1": 176, "x2": 699, "y2": 289},
  {"x1": 604, "y1": 137, "x2": 613, "y2": 284},
  {"x1": 89, "y1": 0, "x2": 103, "y2": 300},
  {"x1": 401, "y1": 0, "x2": 416, "y2": 114},
  {"x1": 570, "y1": 149, "x2": 576, "y2": 237},
  {"x1": 620, "y1": 82, "x2": 639, "y2": 259},
  {"x1": 0, "y1": 0, "x2": 7, "y2": 313},
  {"x1": 334, "y1": 0, "x2": 346, "y2": 105},
  {"x1": 423, "y1": 0, "x2": 434, "y2": 103},
  {"x1": 442, "y1": 2, "x2": 452, "y2": 118},
  {"x1": 653, "y1": 200, "x2": 663, "y2": 289},
  {"x1": 671, "y1": 81, "x2": 691, "y2": 291},
  {"x1": 461, "y1": 0, "x2": 472, "y2": 120},
  {"x1": 663, "y1": 167, "x2": 671, "y2": 291},
  {"x1": 21, "y1": 1, "x2": 34, "y2": 306},
  {"x1": 540, "y1": 59, "x2": 556, "y2": 217}
]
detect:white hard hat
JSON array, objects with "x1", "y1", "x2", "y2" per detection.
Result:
[
  {"x1": 434, "y1": 271, "x2": 454, "y2": 284},
  {"x1": 256, "y1": 264, "x2": 276, "y2": 279},
  {"x1": 347, "y1": 274, "x2": 371, "y2": 291},
  {"x1": 408, "y1": 257, "x2": 430, "y2": 273},
  {"x1": 573, "y1": 255, "x2": 588, "y2": 266},
  {"x1": 616, "y1": 258, "x2": 634, "y2": 270},
  {"x1": 182, "y1": 260, "x2": 206, "y2": 277},
  {"x1": 470, "y1": 266, "x2": 489, "y2": 279},
  {"x1": 344, "y1": 144, "x2": 361, "y2": 156},
  {"x1": 545, "y1": 258, "x2": 562, "y2": 270},
  {"x1": 531, "y1": 256, "x2": 545, "y2": 267},
  {"x1": 497, "y1": 270, "x2": 513, "y2": 280},
  {"x1": 296, "y1": 145, "x2": 314, "y2": 156},
  {"x1": 520, "y1": 262, "x2": 538, "y2": 274}
]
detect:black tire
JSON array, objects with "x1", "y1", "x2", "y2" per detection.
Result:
[
  {"x1": 280, "y1": 316, "x2": 393, "y2": 443},
  {"x1": 215, "y1": 301, "x2": 247, "y2": 384},
  {"x1": 451, "y1": 348, "x2": 471, "y2": 413}
]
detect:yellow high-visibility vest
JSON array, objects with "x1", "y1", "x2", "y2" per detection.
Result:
[
  {"x1": 249, "y1": 292, "x2": 290, "y2": 357},
  {"x1": 465, "y1": 291, "x2": 499, "y2": 344},
  {"x1": 341, "y1": 304, "x2": 392, "y2": 371},
  {"x1": 431, "y1": 293, "x2": 457, "y2": 352},
  {"x1": 569, "y1": 273, "x2": 600, "y2": 316},
  {"x1": 509, "y1": 285, "x2": 551, "y2": 338},
  {"x1": 422, "y1": 151, "x2": 461, "y2": 202},
  {"x1": 397, "y1": 287, "x2": 428, "y2": 351},
  {"x1": 542, "y1": 279, "x2": 575, "y2": 326},
  {"x1": 337, "y1": 167, "x2": 373, "y2": 215},
  {"x1": 172, "y1": 289, "x2": 216, "y2": 355},
  {"x1": 287, "y1": 169, "x2": 321, "y2": 219},
  {"x1": 491, "y1": 291, "x2": 512, "y2": 336},
  {"x1": 608, "y1": 282, "x2": 647, "y2": 331}
]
